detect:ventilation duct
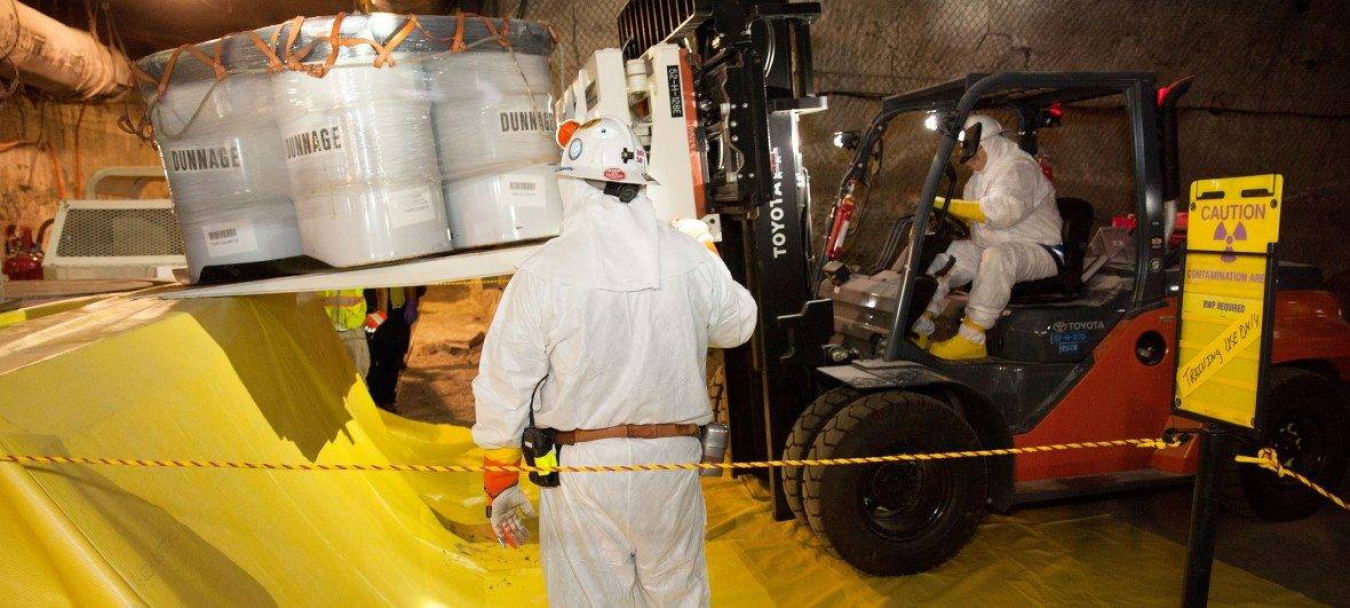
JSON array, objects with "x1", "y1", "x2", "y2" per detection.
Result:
[{"x1": 0, "y1": 0, "x2": 132, "y2": 99}]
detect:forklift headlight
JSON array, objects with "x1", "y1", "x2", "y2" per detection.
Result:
[{"x1": 832, "y1": 131, "x2": 860, "y2": 151}]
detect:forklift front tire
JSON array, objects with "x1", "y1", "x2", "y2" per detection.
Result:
[
  {"x1": 782, "y1": 387, "x2": 865, "y2": 525},
  {"x1": 803, "y1": 391, "x2": 987, "y2": 575}
]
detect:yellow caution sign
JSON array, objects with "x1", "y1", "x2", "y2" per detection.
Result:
[
  {"x1": 1174, "y1": 175, "x2": 1282, "y2": 430},
  {"x1": 1186, "y1": 174, "x2": 1282, "y2": 254}
]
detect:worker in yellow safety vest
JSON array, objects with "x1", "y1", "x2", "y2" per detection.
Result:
[{"x1": 321, "y1": 289, "x2": 370, "y2": 376}]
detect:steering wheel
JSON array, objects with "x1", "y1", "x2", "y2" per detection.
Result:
[{"x1": 929, "y1": 204, "x2": 970, "y2": 241}]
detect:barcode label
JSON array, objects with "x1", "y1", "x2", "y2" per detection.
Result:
[
  {"x1": 502, "y1": 174, "x2": 547, "y2": 208},
  {"x1": 207, "y1": 228, "x2": 238, "y2": 241},
  {"x1": 201, "y1": 220, "x2": 257, "y2": 258}
]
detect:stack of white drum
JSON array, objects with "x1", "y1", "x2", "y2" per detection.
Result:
[{"x1": 136, "y1": 14, "x2": 563, "y2": 281}]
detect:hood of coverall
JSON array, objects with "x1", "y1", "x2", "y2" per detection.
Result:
[
  {"x1": 517, "y1": 178, "x2": 697, "y2": 291},
  {"x1": 962, "y1": 115, "x2": 1061, "y2": 247},
  {"x1": 968, "y1": 131, "x2": 1018, "y2": 187},
  {"x1": 964, "y1": 130, "x2": 1041, "y2": 204}
]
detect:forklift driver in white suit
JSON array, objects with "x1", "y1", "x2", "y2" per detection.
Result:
[{"x1": 916, "y1": 115, "x2": 1063, "y2": 360}]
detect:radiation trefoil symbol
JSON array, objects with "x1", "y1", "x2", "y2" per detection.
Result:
[{"x1": 1214, "y1": 221, "x2": 1247, "y2": 262}]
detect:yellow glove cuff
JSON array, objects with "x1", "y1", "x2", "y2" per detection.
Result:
[{"x1": 937, "y1": 197, "x2": 987, "y2": 223}]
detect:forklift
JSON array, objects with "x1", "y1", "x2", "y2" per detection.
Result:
[
  {"x1": 790, "y1": 74, "x2": 1349, "y2": 574},
  {"x1": 605, "y1": 0, "x2": 1349, "y2": 577}
]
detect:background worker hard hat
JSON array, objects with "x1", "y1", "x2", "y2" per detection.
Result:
[{"x1": 555, "y1": 116, "x2": 659, "y2": 185}]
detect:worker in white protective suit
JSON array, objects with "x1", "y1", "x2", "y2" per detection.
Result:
[
  {"x1": 472, "y1": 116, "x2": 757, "y2": 606},
  {"x1": 917, "y1": 115, "x2": 1062, "y2": 360}
]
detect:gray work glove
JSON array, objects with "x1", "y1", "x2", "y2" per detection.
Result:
[{"x1": 487, "y1": 485, "x2": 536, "y2": 548}]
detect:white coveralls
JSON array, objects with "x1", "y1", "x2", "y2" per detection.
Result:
[
  {"x1": 927, "y1": 133, "x2": 1063, "y2": 329},
  {"x1": 472, "y1": 178, "x2": 758, "y2": 606}
]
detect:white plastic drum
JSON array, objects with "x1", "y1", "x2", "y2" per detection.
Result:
[
  {"x1": 153, "y1": 74, "x2": 303, "y2": 282},
  {"x1": 444, "y1": 162, "x2": 564, "y2": 249},
  {"x1": 274, "y1": 62, "x2": 452, "y2": 267},
  {"x1": 427, "y1": 52, "x2": 556, "y2": 180},
  {"x1": 294, "y1": 181, "x2": 448, "y2": 265},
  {"x1": 428, "y1": 50, "x2": 560, "y2": 247}
]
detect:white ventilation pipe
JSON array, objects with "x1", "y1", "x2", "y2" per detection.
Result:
[{"x1": 0, "y1": 0, "x2": 133, "y2": 99}]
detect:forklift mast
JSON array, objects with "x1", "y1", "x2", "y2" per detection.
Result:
[{"x1": 617, "y1": 0, "x2": 830, "y2": 516}]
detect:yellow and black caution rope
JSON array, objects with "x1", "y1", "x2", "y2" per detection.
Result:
[
  {"x1": 1, "y1": 438, "x2": 1343, "y2": 512},
  {"x1": 0, "y1": 437, "x2": 1174, "y2": 474},
  {"x1": 1235, "y1": 448, "x2": 1348, "y2": 512}
]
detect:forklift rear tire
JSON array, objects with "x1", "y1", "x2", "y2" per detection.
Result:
[
  {"x1": 1235, "y1": 368, "x2": 1347, "y2": 522},
  {"x1": 802, "y1": 391, "x2": 987, "y2": 575},
  {"x1": 782, "y1": 387, "x2": 864, "y2": 525}
]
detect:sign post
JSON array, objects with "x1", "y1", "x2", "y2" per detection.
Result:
[{"x1": 1172, "y1": 174, "x2": 1283, "y2": 607}]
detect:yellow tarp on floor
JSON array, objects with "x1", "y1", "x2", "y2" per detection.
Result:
[{"x1": 0, "y1": 294, "x2": 1319, "y2": 605}]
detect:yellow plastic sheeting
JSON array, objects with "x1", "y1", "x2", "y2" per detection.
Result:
[
  {"x1": 0, "y1": 294, "x2": 1319, "y2": 605},
  {"x1": 0, "y1": 295, "x2": 110, "y2": 329},
  {"x1": 0, "y1": 294, "x2": 526, "y2": 605},
  {"x1": 700, "y1": 479, "x2": 1316, "y2": 605}
]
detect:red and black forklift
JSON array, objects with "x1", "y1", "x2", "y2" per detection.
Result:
[
  {"x1": 616, "y1": 0, "x2": 1349, "y2": 577},
  {"x1": 790, "y1": 72, "x2": 1349, "y2": 574}
]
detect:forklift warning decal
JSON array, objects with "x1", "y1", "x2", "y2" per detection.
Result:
[{"x1": 1174, "y1": 175, "x2": 1282, "y2": 431}]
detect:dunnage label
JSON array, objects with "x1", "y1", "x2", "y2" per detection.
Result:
[
  {"x1": 167, "y1": 143, "x2": 243, "y2": 173},
  {"x1": 284, "y1": 125, "x2": 343, "y2": 159},
  {"x1": 498, "y1": 109, "x2": 555, "y2": 134}
]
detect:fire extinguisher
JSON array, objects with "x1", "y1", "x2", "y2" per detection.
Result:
[
  {"x1": 823, "y1": 179, "x2": 861, "y2": 261},
  {"x1": 1036, "y1": 154, "x2": 1054, "y2": 182},
  {"x1": 3, "y1": 220, "x2": 50, "y2": 280}
]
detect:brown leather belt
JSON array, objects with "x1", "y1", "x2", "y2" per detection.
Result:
[{"x1": 553, "y1": 423, "x2": 701, "y2": 445}]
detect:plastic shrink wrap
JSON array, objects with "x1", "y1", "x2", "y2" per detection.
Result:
[
  {"x1": 428, "y1": 49, "x2": 563, "y2": 248},
  {"x1": 275, "y1": 58, "x2": 451, "y2": 267},
  {"x1": 144, "y1": 63, "x2": 301, "y2": 282},
  {"x1": 444, "y1": 162, "x2": 563, "y2": 247},
  {"x1": 137, "y1": 14, "x2": 560, "y2": 274}
]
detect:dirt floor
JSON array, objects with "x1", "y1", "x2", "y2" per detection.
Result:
[
  {"x1": 392, "y1": 279, "x2": 505, "y2": 425},
  {"x1": 390, "y1": 278, "x2": 727, "y2": 426}
]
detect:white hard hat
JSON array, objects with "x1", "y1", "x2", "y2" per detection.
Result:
[
  {"x1": 960, "y1": 114, "x2": 1006, "y2": 143},
  {"x1": 555, "y1": 116, "x2": 658, "y2": 185}
]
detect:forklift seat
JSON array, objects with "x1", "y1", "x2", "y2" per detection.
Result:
[{"x1": 1009, "y1": 197, "x2": 1094, "y2": 303}]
